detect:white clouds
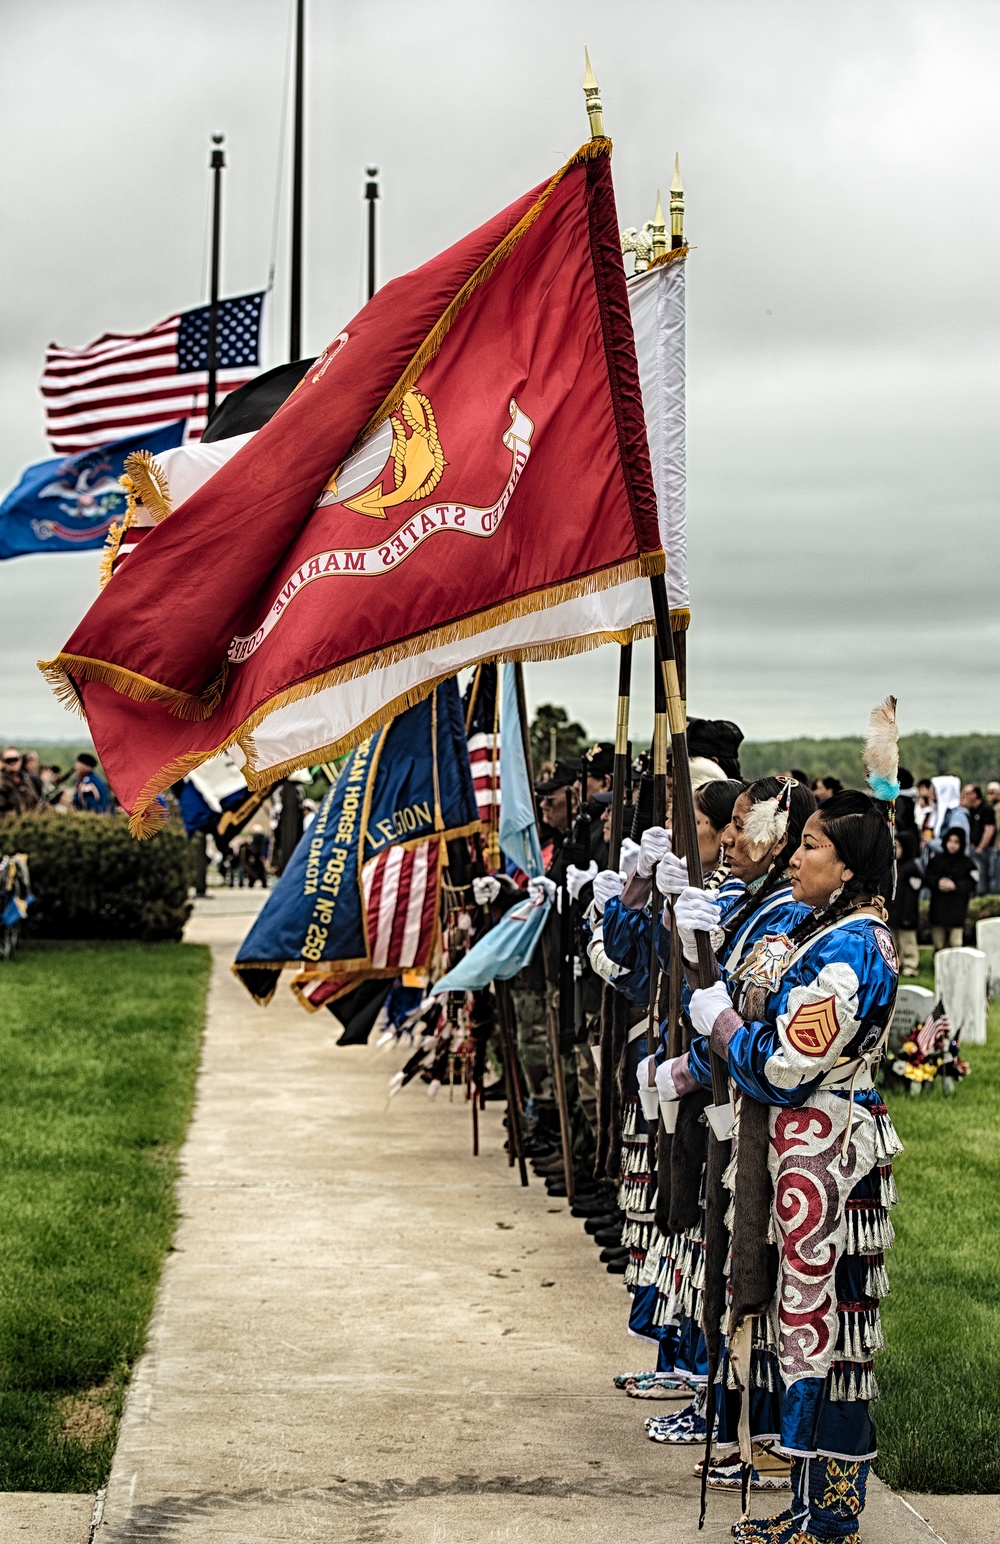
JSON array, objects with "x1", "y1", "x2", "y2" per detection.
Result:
[{"x1": 1, "y1": 0, "x2": 998, "y2": 739}]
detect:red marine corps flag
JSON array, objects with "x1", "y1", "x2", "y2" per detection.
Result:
[{"x1": 41, "y1": 140, "x2": 662, "y2": 834}]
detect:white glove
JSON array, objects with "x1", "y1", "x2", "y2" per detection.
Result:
[
  {"x1": 592, "y1": 869, "x2": 624, "y2": 911},
  {"x1": 908, "y1": 875, "x2": 922, "y2": 890},
  {"x1": 636, "y1": 1053, "x2": 657, "y2": 1092},
  {"x1": 689, "y1": 980, "x2": 734, "y2": 1037},
  {"x1": 655, "y1": 1056, "x2": 683, "y2": 1102},
  {"x1": 637, "y1": 825, "x2": 672, "y2": 877},
  {"x1": 619, "y1": 838, "x2": 641, "y2": 878},
  {"x1": 566, "y1": 860, "x2": 598, "y2": 901},
  {"x1": 673, "y1": 886, "x2": 723, "y2": 963},
  {"x1": 472, "y1": 875, "x2": 501, "y2": 905},
  {"x1": 528, "y1": 874, "x2": 558, "y2": 909},
  {"x1": 655, "y1": 851, "x2": 689, "y2": 896}
]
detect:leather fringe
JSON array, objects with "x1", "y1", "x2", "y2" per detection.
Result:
[
  {"x1": 727, "y1": 1094, "x2": 777, "y2": 1331},
  {"x1": 699, "y1": 1130, "x2": 731, "y2": 1528},
  {"x1": 654, "y1": 1114, "x2": 673, "y2": 1235},
  {"x1": 603, "y1": 992, "x2": 632, "y2": 1182},
  {"x1": 668, "y1": 1088, "x2": 711, "y2": 1234},
  {"x1": 594, "y1": 981, "x2": 615, "y2": 1180}
]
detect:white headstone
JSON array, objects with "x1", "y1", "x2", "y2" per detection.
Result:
[
  {"x1": 975, "y1": 917, "x2": 1000, "y2": 998},
  {"x1": 934, "y1": 947, "x2": 988, "y2": 1046},
  {"x1": 888, "y1": 984, "x2": 935, "y2": 1053}
]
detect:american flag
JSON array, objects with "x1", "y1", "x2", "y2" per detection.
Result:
[
  {"x1": 41, "y1": 293, "x2": 264, "y2": 454},
  {"x1": 294, "y1": 837, "x2": 443, "y2": 1011},
  {"x1": 363, "y1": 838, "x2": 442, "y2": 969},
  {"x1": 463, "y1": 662, "x2": 501, "y2": 827},
  {"x1": 916, "y1": 1000, "x2": 951, "y2": 1056}
]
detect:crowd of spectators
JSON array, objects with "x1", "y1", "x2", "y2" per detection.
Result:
[
  {"x1": 804, "y1": 766, "x2": 1000, "y2": 973},
  {"x1": 0, "y1": 747, "x2": 110, "y2": 816}
]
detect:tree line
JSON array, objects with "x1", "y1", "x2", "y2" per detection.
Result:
[
  {"x1": 740, "y1": 734, "x2": 1000, "y2": 788},
  {"x1": 526, "y1": 709, "x2": 1000, "y2": 790}
]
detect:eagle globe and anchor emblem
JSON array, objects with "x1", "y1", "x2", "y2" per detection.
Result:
[
  {"x1": 226, "y1": 387, "x2": 535, "y2": 664},
  {"x1": 315, "y1": 389, "x2": 448, "y2": 520}
]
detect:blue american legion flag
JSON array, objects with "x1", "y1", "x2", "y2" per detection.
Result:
[
  {"x1": 40, "y1": 293, "x2": 264, "y2": 453},
  {"x1": 233, "y1": 680, "x2": 481, "y2": 1011}
]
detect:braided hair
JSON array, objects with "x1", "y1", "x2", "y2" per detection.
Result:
[
  {"x1": 787, "y1": 789, "x2": 896, "y2": 949},
  {"x1": 721, "y1": 777, "x2": 817, "y2": 947}
]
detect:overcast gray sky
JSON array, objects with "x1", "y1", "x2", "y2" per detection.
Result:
[{"x1": 2, "y1": 0, "x2": 998, "y2": 745}]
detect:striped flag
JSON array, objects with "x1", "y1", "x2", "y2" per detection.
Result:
[
  {"x1": 916, "y1": 1000, "x2": 951, "y2": 1057},
  {"x1": 41, "y1": 293, "x2": 264, "y2": 454},
  {"x1": 463, "y1": 662, "x2": 501, "y2": 828},
  {"x1": 362, "y1": 838, "x2": 442, "y2": 970},
  {"x1": 295, "y1": 837, "x2": 443, "y2": 1010}
]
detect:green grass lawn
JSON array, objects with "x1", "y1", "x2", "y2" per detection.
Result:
[
  {"x1": 0, "y1": 940, "x2": 209, "y2": 1491},
  {"x1": 876, "y1": 951, "x2": 1000, "y2": 1493}
]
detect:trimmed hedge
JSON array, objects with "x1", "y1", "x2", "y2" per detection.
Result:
[
  {"x1": 969, "y1": 894, "x2": 1000, "y2": 927},
  {"x1": 912, "y1": 893, "x2": 1000, "y2": 946},
  {"x1": 0, "y1": 812, "x2": 191, "y2": 942}
]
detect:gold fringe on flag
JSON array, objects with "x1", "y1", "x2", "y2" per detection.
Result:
[
  {"x1": 645, "y1": 244, "x2": 690, "y2": 272},
  {"x1": 39, "y1": 546, "x2": 665, "y2": 733},
  {"x1": 350, "y1": 137, "x2": 614, "y2": 453},
  {"x1": 99, "y1": 451, "x2": 173, "y2": 591}
]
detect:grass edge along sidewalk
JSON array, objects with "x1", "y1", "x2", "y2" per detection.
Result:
[
  {"x1": 0, "y1": 936, "x2": 995, "y2": 1497},
  {"x1": 0, "y1": 939, "x2": 209, "y2": 1491},
  {"x1": 876, "y1": 957, "x2": 1000, "y2": 1494}
]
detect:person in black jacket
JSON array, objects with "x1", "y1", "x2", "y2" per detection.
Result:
[
  {"x1": 886, "y1": 828, "x2": 923, "y2": 974},
  {"x1": 925, "y1": 828, "x2": 978, "y2": 951}
]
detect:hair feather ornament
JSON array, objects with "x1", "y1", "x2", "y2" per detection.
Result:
[
  {"x1": 864, "y1": 695, "x2": 900, "y2": 801},
  {"x1": 742, "y1": 778, "x2": 793, "y2": 861}
]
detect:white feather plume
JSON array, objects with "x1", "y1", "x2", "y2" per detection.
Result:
[
  {"x1": 742, "y1": 797, "x2": 789, "y2": 861},
  {"x1": 863, "y1": 695, "x2": 899, "y2": 784}
]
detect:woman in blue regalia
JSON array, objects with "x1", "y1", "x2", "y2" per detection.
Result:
[
  {"x1": 662, "y1": 703, "x2": 902, "y2": 1542},
  {"x1": 641, "y1": 778, "x2": 815, "y2": 1473},
  {"x1": 602, "y1": 777, "x2": 814, "y2": 1456},
  {"x1": 594, "y1": 780, "x2": 745, "y2": 1389}
]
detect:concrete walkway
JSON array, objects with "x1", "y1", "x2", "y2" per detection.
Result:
[{"x1": 43, "y1": 894, "x2": 962, "y2": 1542}]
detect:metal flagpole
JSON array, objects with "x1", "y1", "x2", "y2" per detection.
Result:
[
  {"x1": 365, "y1": 166, "x2": 380, "y2": 302},
  {"x1": 206, "y1": 134, "x2": 225, "y2": 422},
  {"x1": 289, "y1": 0, "x2": 305, "y2": 360}
]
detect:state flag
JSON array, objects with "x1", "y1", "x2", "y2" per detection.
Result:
[{"x1": 0, "y1": 422, "x2": 184, "y2": 560}]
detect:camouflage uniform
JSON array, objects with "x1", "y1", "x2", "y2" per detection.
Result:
[{"x1": 510, "y1": 986, "x2": 552, "y2": 1101}]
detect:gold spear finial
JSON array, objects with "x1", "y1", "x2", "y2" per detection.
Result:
[
  {"x1": 651, "y1": 188, "x2": 667, "y2": 260},
  {"x1": 583, "y1": 47, "x2": 605, "y2": 138},
  {"x1": 670, "y1": 152, "x2": 684, "y2": 247}
]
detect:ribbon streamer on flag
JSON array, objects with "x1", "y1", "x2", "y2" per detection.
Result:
[
  {"x1": 463, "y1": 662, "x2": 501, "y2": 866},
  {"x1": 627, "y1": 248, "x2": 689, "y2": 626},
  {"x1": 432, "y1": 663, "x2": 549, "y2": 994},
  {"x1": 232, "y1": 679, "x2": 479, "y2": 1009},
  {"x1": 41, "y1": 139, "x2": 664, "y2": 836}
]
